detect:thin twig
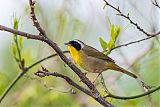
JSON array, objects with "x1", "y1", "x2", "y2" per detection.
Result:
[
  {"x1": 100, "y1": 74, "x2": 111, "y2": 95},
  {"x1": 104, "y1": 85, "x2": 160, "y2": 100},
  {"x1": 103, "y1": 0, "x2": 160, "y2": 37},
  {"x1": 29, "y1": 0, "x2": 47, "y2": 37},
  {"x1": 102, "y1": 0, "x2": 160, "y2": 52},
  {"x1": 24, "y1": 74, "x2": 77, "y2": 94},
  {"x1": 0, "y1": 71, "x2": 26, "y2": 103},
  {"x1": 152, "y1": 0, "x2": 160, "y2": 9},
  {"x1": 0, "y1": 25, "x2": 45, "y2": 40},
  {"x1": 110, "y1": 34, "x2": 160, "y2": 51},
  {"x1": 35, "y1": 68, "x2": 92, "y2": 96},
  {"x1": 35, "y1": 68, "x2": 160, "y2": 100}
]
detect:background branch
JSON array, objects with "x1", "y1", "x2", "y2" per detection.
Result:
[
  {"x1": 35, "y1": 68, "x2": 160, "y2": 100},
  {"x1": 111, "y1": 34, "x2": 160, "y2": 51},
  {"x1": 0, "y1": 71, "x2": 26, "y2": 103},
  {"x1": 103, "y1": 0, "x2": 160, "y2": 37},
  {"x1": 104, "y1": 85, "x2": 160, "y2": 100},
  {"x1": 152, "y1": 0, "x2": 160, "y2": 8}
]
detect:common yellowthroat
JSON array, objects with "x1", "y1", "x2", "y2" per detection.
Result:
[{"x1": 65, "y1": 39, "x2": 137, "y2": 82}]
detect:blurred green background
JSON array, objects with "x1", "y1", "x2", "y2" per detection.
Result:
[{"x1": 0, "y1": 0, "x2": 159, "y2": 107}]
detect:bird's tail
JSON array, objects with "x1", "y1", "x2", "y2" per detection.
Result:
[{"x1": 109, "y1": 63, "x2": 137, "y2": 79}]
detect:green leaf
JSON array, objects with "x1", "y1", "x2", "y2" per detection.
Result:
[
  {"x1": 113, "y1": 25, "x2": 120, "y2": 41},
  {"x1": 19, "y1": 36, "x2": 23, "y2": 49},
  {"x1": 104, "y1": 50, "x2": 111, "y2": 55},
  {"x1": 108, "y1": 25, "x2": 121, "y2": 49},
  {"x1": 12, "y1": 43, "x2": 17, "y2": 57},
  {"x1": 13, "y1": 34, "x2": 17, "y2": 42},
  {"x1": 13, "y1": 18, "x2": 19, "y2": 40},
  {"x1": 107, "y1": 39, "x2": 115, "y2": 49},
  {"x1": 99, "y1": 24, "x2": 121, "y2": 55},
  {"x1": 110, "y1": 25, "x2": 115, "y2": 40},
  {"x1": 13, "y1": 18, "x2": 18, "y2": 30},
  {"x1": 99, "y1": 37, "x2": 108, "y2": 50},
  {"x1": 110, "y1": 25, "x2": 120, "y2": 41}
]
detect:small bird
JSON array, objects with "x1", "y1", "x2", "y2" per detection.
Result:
[{"x1": 65, "y1": 39, "x2": 137, "y2": 82}]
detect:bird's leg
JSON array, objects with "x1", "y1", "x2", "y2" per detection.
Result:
[{"x1": 92, "y1": 73, "x2": 101, "y2": 84}]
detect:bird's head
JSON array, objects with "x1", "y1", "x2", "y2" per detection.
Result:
[{"x1": 65, "y1": 39, "x2": 85, "y2": 51}]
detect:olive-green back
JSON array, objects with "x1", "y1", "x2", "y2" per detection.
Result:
[{"x1": 82, "y1": 45, "x2": 115, "y2": 63}]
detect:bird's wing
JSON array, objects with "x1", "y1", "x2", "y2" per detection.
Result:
[{"x1": 82, "y1": 45, "x2": 115, "y2": 63}]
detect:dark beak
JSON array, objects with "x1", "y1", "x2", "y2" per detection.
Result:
[{"x1": 64, "y1": 43, "x2": 71, "y2": 46}]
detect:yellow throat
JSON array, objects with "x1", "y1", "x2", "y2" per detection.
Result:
[{"x1": 67, "y1": 46, "x2": 82, "y2": 65}]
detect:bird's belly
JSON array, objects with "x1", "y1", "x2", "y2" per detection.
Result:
[{"x1": 80, "y1": 56, "x2": 108, "y2": 73}]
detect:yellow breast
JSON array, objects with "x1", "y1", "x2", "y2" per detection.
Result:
[{"x1": 67, "y1": 46, "x2": 83, "y2": 66}]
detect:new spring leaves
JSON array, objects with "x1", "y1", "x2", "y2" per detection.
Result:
[
  {"x1": 99, "y1": 25, "x2": 120, "y2": 55},
  {"x1": 12, "y1": 18, "x2": 24, "y2": 63}
]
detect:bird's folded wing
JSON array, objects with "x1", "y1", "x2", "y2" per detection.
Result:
[{"x1": 82, "y1": 45, "x2": 115, "y2": 63}]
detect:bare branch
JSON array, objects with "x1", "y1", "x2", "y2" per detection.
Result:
[
  {"x1": 104, "y1": 85, "x2": 160, "y2": 100},
  {"x1": 0, "y1": 71, "x2": 26, "y2": 103},
  {"x1": 152, "y1": 0, "x2": 160, "y2": 9},
  {"x1": 0, "y1": 25, "x2": 45, "y2": 40},
  {"x1": 103, "y1": 0, "x2": 160, "y2": 37},
  {"x1": 29, "y1": 0, "x2": 47, "y2": 37},
  {"x1": 111, "y1": 33, "x2": 160, "y2": 51},
  {"x1": 35, "y1": 68, "x2": 160, "y2": 101},
  {"x1": 35, "y1": 67, "x2": 92, "y2": 96},
  {"x1": 34, "y1": 68, "x2": 114, "y2": 107}
]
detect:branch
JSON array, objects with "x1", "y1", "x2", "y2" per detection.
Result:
[
  {"x1": 110, "y1": 34, "x2": 160, "y2": 51},
  {"x1": 35, "y1": 68, "x2": 92, "y2": 96},
  {"x1": 103, "y1": 0, "x2": 160, "y2": 37},
  {"x1": 0, "y1": 25, "x2": 45, "y2": 41},
  {"x1": 104, "y1": 85, "x2": 160, "y2": 100},
  {"x1": 152, "y1": 0, "x2": 160, "y2": 9},
  {"x1": 0, "y1": 70, "x2": 26, "y2": 103},
  {"x1": 29, "y1": 0, "x2": 47, "y2": 37},
  {"x1": 35, "y1": 68, "x2": 160, "y2": 101}
]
